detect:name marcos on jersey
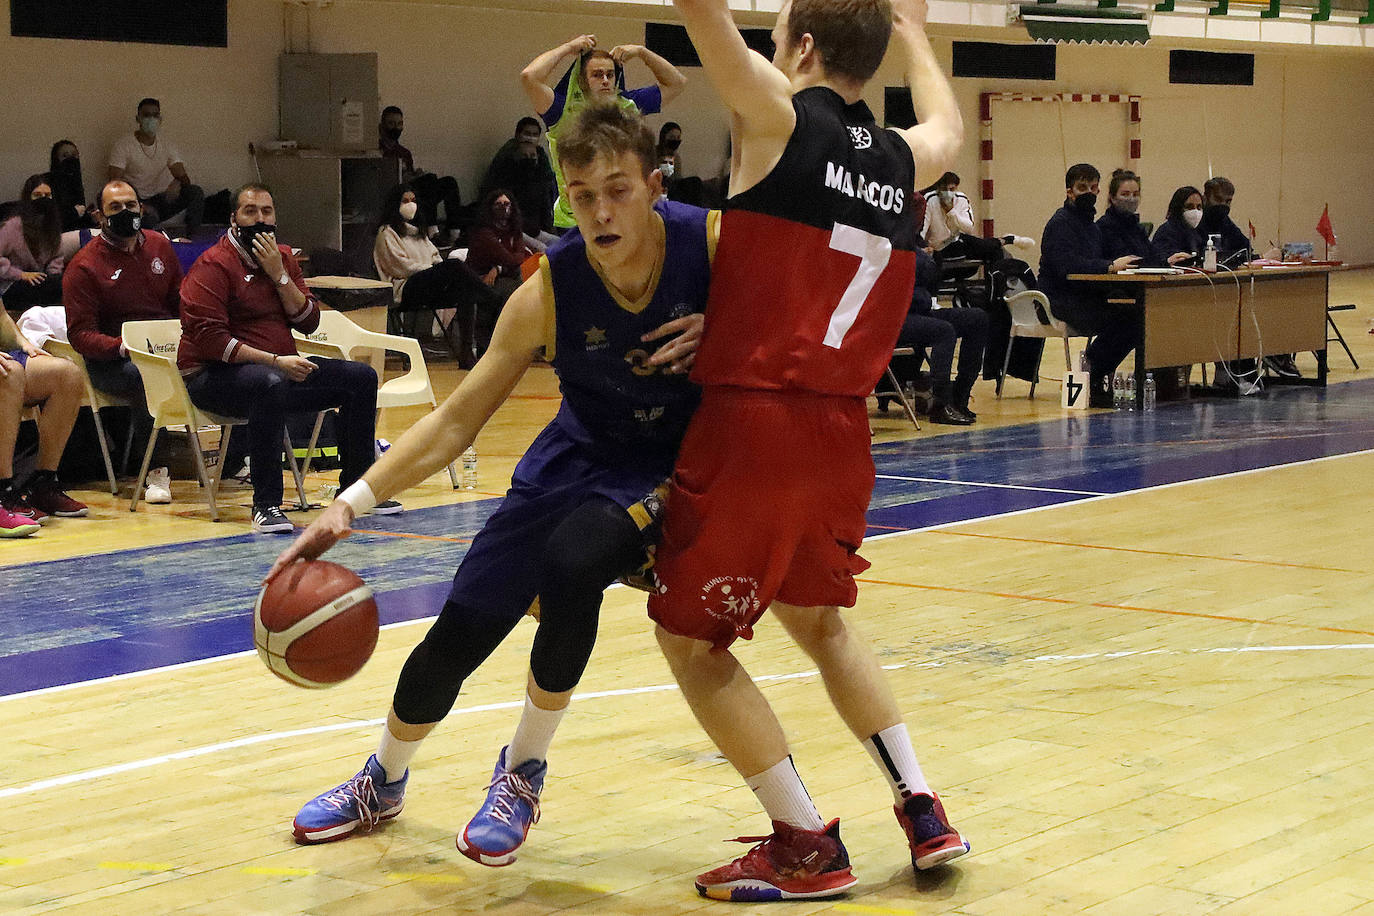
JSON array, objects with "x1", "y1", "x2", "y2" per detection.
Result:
[{"x1": 824, "y1": 161, "x2": 905, "y2": 214}]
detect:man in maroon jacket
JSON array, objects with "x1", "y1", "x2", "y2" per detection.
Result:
[
  {"x1": 179, "y1": 183, "x2": 398, "y2": 533},
  {"x1": 64, "y1": 180, "x2": 182, "y2": 492}
]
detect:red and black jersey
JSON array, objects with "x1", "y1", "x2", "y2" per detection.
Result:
[{"x1": 692, "y1": 87, "x2": 918, "y2": 396}]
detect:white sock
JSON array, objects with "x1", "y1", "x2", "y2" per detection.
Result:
[
  {"x1": 375, "y1": 728, "x2": 423, "y2": 784},
  {"x1": 505, "y1": 693, "x2": 567, "y2": 767},
  {"x1": 746, "y1": 756, "x2": 825, "y2": 832},
  {"x1": 863, "y1": 723, "x2": 931, "y2": 803}
]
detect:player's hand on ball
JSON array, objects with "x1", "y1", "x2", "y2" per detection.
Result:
[
  {"x1": 264, "y1": 500, "x2": 356, "y2": 585},
  {"x1": 642, "y1": 312, "x2": 703, "y2": 374}
]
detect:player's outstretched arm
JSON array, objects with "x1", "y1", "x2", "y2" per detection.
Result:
[
  {"x1": 890, "y1": 0, "x2": 963, "y2": 189},
  {"x1": 522, "y1": 34, "x2": 597, "y2": 115},
  {"x1": 670, "y1": 0, "x2": 794, "y2": 134},
  {"x1": 264, "y1": 277, "x2": 548, "y2": 583},
  {"x1": 611, "y1": 44, "x2": 688, "y2": 106}
]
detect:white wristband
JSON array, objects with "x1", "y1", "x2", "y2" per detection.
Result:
[{"x1": 337, "y1": 480, "x2": 377, "y2": 517}]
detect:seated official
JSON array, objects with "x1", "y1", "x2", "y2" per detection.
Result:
[
  {"x1": 373, "y1": 183, "x2": 497, "y2": 369},
  {"x1": 64, "y1": 180, "x2": 182, "y2": 490},
  {"x1": 0, "y1": 304, "x2": 87, "y2": 523},
  {"x1": 1098, "y1": 169, "x2": 1191, "y2": 268},
  {"x1": 179, "y1": 183, "x2": 398, "y2": 533},
  {"x1": 1151, "y1": 186, "x2": 1205, "y2": 265},
  {"x1": 884, "y1": 249, "x2": 987, "y2": 425},
  {"x1": 1038, "y1": 163, "x2": 1141, "y2": 407},
  {"x1": 1, "y1": 175, "x2": 66, "y2": 309}
]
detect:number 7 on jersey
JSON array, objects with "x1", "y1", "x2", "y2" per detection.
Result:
[{"x1": 823, "y1": 223, "x2": 892, "y2": 349}]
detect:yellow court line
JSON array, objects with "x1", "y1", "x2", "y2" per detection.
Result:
[
  {"x1": 927, "y1": 529, "x2": 1362, "y2": 573},
  {"x1": 240, "y1": 866, "x2": 317, "y2": 877},
  {"x1": 0, "y1": 857, "x2": 27, "y2": 866},
  {"x1": 98, "y1": 861, "x2": 175, "y2": 872},
  {"x1": 856, "y1": 577, "x2": 1374, "y2": 638}
]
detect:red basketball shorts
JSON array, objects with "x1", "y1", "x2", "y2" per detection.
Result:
[{"x1": 647, "y1": 387, "x2": 875, "y2": 650}]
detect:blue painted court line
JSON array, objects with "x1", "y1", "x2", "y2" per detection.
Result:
[{"x1": 6, "y1": 379, "x2": 1374, "y2": 697}]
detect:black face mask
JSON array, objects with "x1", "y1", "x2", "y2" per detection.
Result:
[
  {"x1": 383, "y1": 127, "x2": 403, "y2": 142},
  {"x1": 663, "y1": 137, "x2": 681, "y2": 152},
  {"x1": 105, "y1": 209, "x2": 142, "y2": 239},
  {"x1": 1203, "y1": 202, "x2": 1230, "y2": 224},
  {"x1": 1072, "y1": 192, "x2": 1097, "y2": 216},
  {"x1": 236, "y1": 222, "x2": 276, "y2": 261},
  {"x1": 56, "y1": 158, "x2": 82, "y2": 177}
]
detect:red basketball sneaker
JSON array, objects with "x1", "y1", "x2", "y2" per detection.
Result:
[
  {"x1": 895, "y1": 793, "x2": 970, "y2": 870},
  {"x1": 694, "y1": 819, "x2": 857, "y2": 902}
]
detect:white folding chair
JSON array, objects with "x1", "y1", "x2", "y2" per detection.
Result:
[
  {"x1": 123, "y1": 320, "x2": 311, "y2": 520},
  {"x1": 294, "y1": 309, "x2": 460, "y2": 488},
  {"x1": 996, "y1": 290, "x2": 1087, "y2": 400},
  {"x1": 41, "y1": 338, "x2": 130, "y2": 495}
]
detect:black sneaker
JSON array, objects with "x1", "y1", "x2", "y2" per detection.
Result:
[
  {"x1": 1263, "y1": 355, "x2": 1302, "y2": 379},
  {"x1": 252, "y1": 505, "x2": 294, "y2": 534},
  {"x1": 367, "y1": 498, "x2": 403, "y2": 516}
]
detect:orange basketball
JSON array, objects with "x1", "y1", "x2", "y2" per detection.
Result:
[{"x1": 254, "y1": 560, "x2": 378, "y2": 688}]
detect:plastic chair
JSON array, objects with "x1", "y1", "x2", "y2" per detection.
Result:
[
  {"x1": 996, "y1": 290, "x2": 1086, "y2": 400},
  {"x1": 294, "y1": 310, "x2": 460, "y2": 488},
  {"x1": 876, "y1": 347, "x2": 922, "y2": 430},
  {"x1": 122, "y1": 319, "x2": 311, "y2": 520},
  {"x1": 41, "y1": 338, "x2": 131, "y2": 495}
]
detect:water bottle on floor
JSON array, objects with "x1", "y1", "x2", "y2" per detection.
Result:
[
  {"x1": 1112, "y1": 373, "x2": 1125, "y2": 409},
  {"x1": 1125, "y1": 373, "x2": 1136, "y2": 410},
  {"x1": 461, "y1": 446, "x2": 478, "y2": 490},
  {"x1": 1144, "y1": 373, "x2": 1156, "y2": 412}
]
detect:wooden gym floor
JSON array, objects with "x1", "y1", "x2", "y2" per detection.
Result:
[{"x1": 3, "y1": 270, "x2": 1374, "y2": 914}]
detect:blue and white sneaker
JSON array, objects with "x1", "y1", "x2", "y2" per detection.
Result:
[
  {"x1": 456, "y1": 746, "x2": 547, "y2": 866},
  {"x1": 293, "y1": 755, "x2": 407, "y2": 843}
]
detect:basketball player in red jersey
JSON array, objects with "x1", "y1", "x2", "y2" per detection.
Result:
[{"x1": 648, "y1": 0, "x2": 965, "y2": 901}]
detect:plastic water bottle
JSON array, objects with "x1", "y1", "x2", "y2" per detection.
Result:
[
  {"x1": 1203, "y1": 235, "x2": 1218, "y2": 273},
  {"x1": 1112, "y1": 373, "x2": 1125, "y2": 409},
  {"x1": 1079, "y1": 352, "x2": 1089, "y2": 373},
  {"x1": 1144, "y1": 372, "x2": 1156, "y2": 411},
  {"x1": 1124, "y1": 373, "x2": 1136, "y2": 410},
  {"x1": 461, "y1": 446, "x2": 478, "y2": 490}
]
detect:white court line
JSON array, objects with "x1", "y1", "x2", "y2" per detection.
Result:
[
  {"x1": 875, "y1": 474, "x2": 1105, "y2": 496},
  {"x1": 4, "y1": 446, "x2": 1371, "y2": 707},
  {"x1": 3, "y1": 645, "x2": 1371, "y2": 801}
]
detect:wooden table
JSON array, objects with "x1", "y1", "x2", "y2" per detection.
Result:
[{"x1": 1067, "y1": 264, "x2": 1348, "y2": 407}]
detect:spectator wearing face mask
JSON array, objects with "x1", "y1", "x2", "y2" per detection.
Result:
[
  {"x1": 659, "y1": 121, "x2": 684, "y2": 172},
  {"x1": 379, "y1": 106, "x2": 466, "y2": 240},
  {"x1": 0, "y1": 174, "x2": 66, "y2": 309},
  {"x1": 1038, "y1": 163, "x2": 1141, "y2": 406},
  {"x1": 466, "y1": 189, "x2": 535, "y2": 355},
  {"x1": 108, "y1": 98, "x2": 205, "y2": 236},
  {"x1": 480, "y1": 117, "x2": 559, "y2": 244},
  {"x1": 1151, "y1": 186, "x2": 1206, "y2": 265},
  {"x1": 49, "y1": 140, "x2": 96, "y2": 232},
  {"x1": 921, "y1": 171, "x2": 1022, "y2": 265},
  {"x1": 180, "y1": 183, "x2": 396, "y2": 533},
  {"x1": 373, "y1": 183, "x2": 497, "y2": 369},
  {"x1": 1097, "y1": 170, "x2": 1193, "y2": 268}
]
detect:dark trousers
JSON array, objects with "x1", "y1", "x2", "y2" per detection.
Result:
[
  {"x1": 185, "y1": 357, "x2": 377, "y2": 509},
  {"x1": 143, "y1": 184, "x2": 206, "y2": 234},
  {"x1": 938, "y1": 233, "x2": 1005, "y2": 264},
  {"x1": 397, "y1": 259, "x2": 496, "y2": 366},
  {"x1": 411, "y1": 174, "x2": 464, "y2": 232},
  {"x1": 1050, "y1": 294, "x2": 1143, "y2": 377},
  {"x1": 87, "y1": 356, "x2": 152, "y2": 472},
  {"x1": 1, "y1": 275, "x2": 63, "y2": 308},
  {"x1": 897, "y1": 307, "x2": 989, "y2": 406}
]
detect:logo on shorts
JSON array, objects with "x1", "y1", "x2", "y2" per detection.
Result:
[
  {"x1": 700, "y1": 575, "x2": 761, "y2": 627},
  {"x1": 848, "y1": 127, "x2": 873, "y2": 150},
  {"x1": 151, "y1": 257, "x2": 165, "y2": 275}
]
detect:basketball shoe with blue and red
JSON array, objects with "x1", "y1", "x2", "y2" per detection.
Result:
[
  {"x1": 292, "y1": 755, "x2": 407, "y2": 843},
  {"x1": 694, "y1": 819, "x2": 857, "y2": 902},
  {"x1": 896, "y1": 792, "x2": 970, "y2": 870},
  {"x1": 456, "y1": 746, "x2": 546, "y2": 866}
]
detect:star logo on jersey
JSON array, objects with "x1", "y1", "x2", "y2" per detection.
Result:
[
  {"x1": 584, "y1": 327, "x2": 609, "y2": 350},
  {"x1": 699, "y1": 575, "x2": 761, "y2": 635},
  {"x1": 109, "y1": 268, "x2": 122, "y2": 281},
  {"x1": 151, "y1": 257, "x2": 165, "y2": 275},
  {"x1": 848, "y1": 126, "x2": 873, "y2": 150}
]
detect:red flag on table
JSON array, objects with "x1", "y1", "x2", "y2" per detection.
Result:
[
  {"x1": 1316, "y1": 205, "x2": 1337, "y2": 246},
  {"x1": 1247, "y1": 219, "x2": 1257, "y2": 240}
]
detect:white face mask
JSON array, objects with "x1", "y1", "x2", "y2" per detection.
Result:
[
  {"x1": 399, "y1": 201, "x2": 418, "y2": 221},
  {"x1": 140, "y1": 117, "x2": 160, "y2": 137},
  {"x1": 658, "y1": 162, "x2": 675, "y2": 179},
  {"x1": 1183, "y1": 208, "x2": 1203, "y2": 229}
]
